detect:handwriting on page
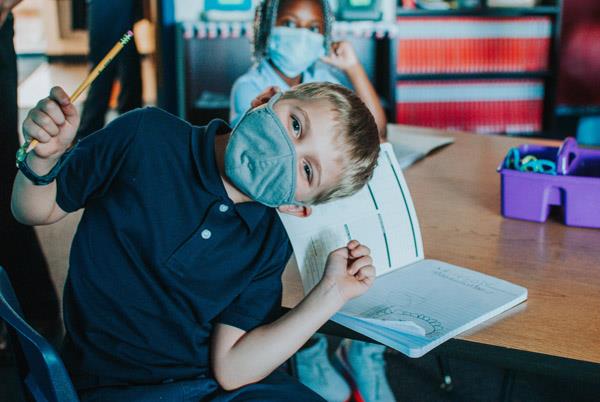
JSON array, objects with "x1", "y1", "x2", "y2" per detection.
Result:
[{"x1": 433, "y1": 266, "x2": 519, "y2": 296}]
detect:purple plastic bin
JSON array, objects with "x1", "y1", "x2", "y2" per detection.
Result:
[{"x1": 498, "y1": 137, "x2": 600, "y2": 228}]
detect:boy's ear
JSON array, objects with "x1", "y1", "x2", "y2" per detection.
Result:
[
  {"x1": 277, "y1": 204, "x2": 312, "y2": 218},
  {"x1": 250, "y1": 86, "x2": 281, "y2": 108}
]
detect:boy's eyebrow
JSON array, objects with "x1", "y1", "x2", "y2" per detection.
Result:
[
  {"x1": 313, "y1": 155, "x2": 322, "y2": 188},
  {"x1": 297, "y1": 106, "x2": 311, "y2": 140}
]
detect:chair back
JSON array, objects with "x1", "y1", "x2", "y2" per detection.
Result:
[{"x1": 0, "y1": 266, "x2": 78, "y2": 402}]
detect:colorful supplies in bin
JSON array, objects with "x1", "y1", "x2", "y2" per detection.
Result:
[
  {"x1": 503, "y1": 147, "x2": 557, "y2": 175},
  {"x1": 498, "y1": 137, "x2": 600, "y2": 228}
]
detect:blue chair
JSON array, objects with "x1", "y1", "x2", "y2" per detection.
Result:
[{"x1": 0, "y1": 266, "x2": 78, "y2": 402}]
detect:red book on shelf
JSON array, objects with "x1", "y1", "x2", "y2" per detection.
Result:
[
  {"x1": 395, "y1": 80, "x2": 544, "y2": 134},
  {"x1": 395, "y1": 16, "x2": 552, "y2": 74},
  {"x1": 402, "y1": 0, "x2": 416, "y2": 9},
  {"x1": 397, "y1": 38, "x2": 550, "y2": 73}
]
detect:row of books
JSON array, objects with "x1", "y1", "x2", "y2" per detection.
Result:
[
  {"x1": 179, "y1": 21, "x2": 399, "y2": 40},
  {"x1": 395, "y1": 80, "x2": 544, "y2": 134},
  {"x1": 395, "y1": 17, "x2": 551, "y2": 73}
]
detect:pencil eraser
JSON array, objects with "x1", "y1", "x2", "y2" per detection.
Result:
[{"x1": 127, "y1": 30, "x2": 134, "y2": 37}]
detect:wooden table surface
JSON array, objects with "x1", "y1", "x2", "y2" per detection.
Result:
[{"x1": 282, "y1": 125, "x2": 600, "y2": 365}]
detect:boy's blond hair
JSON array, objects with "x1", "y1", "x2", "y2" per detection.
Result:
[{"x1": 281, "y1": 82, "x2": 380, "y2": 204}]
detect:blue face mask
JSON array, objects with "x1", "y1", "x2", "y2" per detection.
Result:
[
  {"x1": 267, "y1": 26, "x2": 326, "y2": 78},
  {"x1": 225, "y1": 93, "x2": 300, "y2": 207}
]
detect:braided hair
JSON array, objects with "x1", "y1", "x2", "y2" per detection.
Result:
[{"x1": 252, "y1": 0, "x2": 333, "y2": 63}]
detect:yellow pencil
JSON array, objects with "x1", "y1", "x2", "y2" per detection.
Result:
[{"x1": 16, "y1": 30, "x2": 135, "y2": 162}]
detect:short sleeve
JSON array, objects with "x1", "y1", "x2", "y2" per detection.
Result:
[
  {"x1": 217, "y1": 239, "x2": 293, "y2": 331},
  {"x1": 230, "y1": 77, "x2": 262, "y2": 127},
  {"x1": 55, "y1": 108, "x2": 144, "y2": 212}
]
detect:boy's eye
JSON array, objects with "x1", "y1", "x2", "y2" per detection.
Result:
[
  {"x1": 282, "y1": 20, "x2": 297, "y2": 28},
  {"x1": 303, "y1": 161, "x2": 313, "y2": 183},
  {"x1": 291, "y1": 115, "x2": 301, "y2": 137},
  {"x1": 309, "y1": 25, "x2": 320, "y2": 33}
]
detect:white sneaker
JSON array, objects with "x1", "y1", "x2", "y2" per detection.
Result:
[
  {"x1": 295, "y1": 334, "x2": 352, "y2": 402},
  {"x1": 335, "y1": 340, "x2": 396, "y2": 402}
]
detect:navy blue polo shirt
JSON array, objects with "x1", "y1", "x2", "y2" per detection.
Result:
[{"x1": 56, "y1": 108, "x2": 292, "y2": 389}]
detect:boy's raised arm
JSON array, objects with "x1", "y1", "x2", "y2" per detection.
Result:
[
  {"x1": 211, "y1": 240, "x2": 375, "y2": 391},
  {"x1": 11, "y1": 87, "x2": 79, "y2": 225}
]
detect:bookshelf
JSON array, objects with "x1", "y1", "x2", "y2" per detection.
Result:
[
  {"x1": 395, "y1": 6, "x2": 560, "y2": 17},
  {"x1": 388, "y1": 0, "x2": 563, "y2": 137},
  {"x1": 161, "y1": 0, "x2": 563, "y2": 137}
]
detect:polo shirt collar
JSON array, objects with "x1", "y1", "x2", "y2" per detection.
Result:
[{"x1": 191, "y1": 120, "x2": 267, "y2": 232}]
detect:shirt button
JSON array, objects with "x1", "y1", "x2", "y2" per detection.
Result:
[
  {"x1": 219, "y1": 204, "x2": 229, "y2": 213},
  {"x1": 201, "y1": 229, "x2": 212, "y2": 240}
]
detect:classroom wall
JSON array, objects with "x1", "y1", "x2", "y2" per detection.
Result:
[{"x1": 174, "y1": 0, "x2": 205, "y2": 22}]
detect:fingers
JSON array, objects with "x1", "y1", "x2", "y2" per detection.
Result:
[
  {"x1": 23, "y1": 87, "x2": 77, "y2": 144},
  {"x1": 49, "y1": 86, "x2": 79, "y2": 124},
  {"x1": 330, "y1": 41, "x2": 350, "y2": 54},
  {"x1": 354, "y1": 264, "x2": 375, "y2": 282},
  {"x1": 330, "y1": 246, "x2": 349, "y2": 260},
  {"x1": 36, "y1": 97, "x2": 65, "y2": 126},
  {"x1": 49, "y1": 86, "x2": 70, "y2": 107},
  {"x1": 346, "y1": 240, "x2": 370, "y2": 259},
  {"x1": 330, "y1": 41, "x2": 341, "y2": 53},
  {"x1": 251, "y1": 86, "x2": 280, "y2": 108},
  {"x1": 30, "y1": 108, "x2": 59, "y2": 136},
  {"x1": 267, "y1": 86, "x2": 280, "y2": 95},
  {"x1": 26, "y1": 94, "x2": 67, "y2": 142},
  {"x1": 328, "y1": 241, "x2": 371, "y2": 269},
  {"x1": 23, "y1": 117, "x2": 51, "y2": 144},
  {"x1": 347, "y1": 240, "x2": 360, "y2": 250},
  {"x1": 348, "y1": 255, "x2": 373, "y2": 276},
  {"x1": 250, "y1": 94, "x2": 268, "y2": 108}
]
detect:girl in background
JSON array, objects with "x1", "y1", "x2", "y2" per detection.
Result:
[{"x1": 230, "y1": 0, "x2": 387, "y2": 141}]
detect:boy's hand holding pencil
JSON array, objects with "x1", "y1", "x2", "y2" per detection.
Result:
[
  {"x1": 16, "y1": 30, "x2": 133, "y2": 164},
  {"x1": 22, "y1": 87, "x2": 79, "y2": 164}
]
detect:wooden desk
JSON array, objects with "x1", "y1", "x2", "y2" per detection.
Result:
[{"x1": 282, "y1": 125, "x2": 600, "y2": 372}]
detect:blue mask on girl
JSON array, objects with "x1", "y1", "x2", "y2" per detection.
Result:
[{"x1": 267, "y1": 26, "x2": 326, "y2": 78}]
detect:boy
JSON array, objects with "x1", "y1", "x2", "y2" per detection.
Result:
[{"x1": 11, "y1": 82, "x2": 380, "y2": 401}]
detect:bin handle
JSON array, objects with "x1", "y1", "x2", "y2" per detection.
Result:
[{"x1": 557, "y1": 137, "x2": 579, "y2": 175}]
